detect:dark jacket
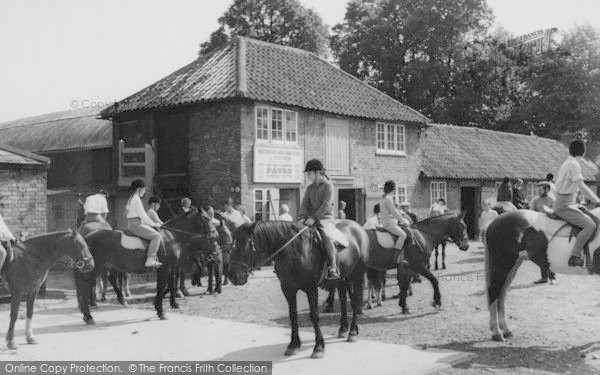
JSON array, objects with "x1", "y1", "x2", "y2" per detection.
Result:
[
  {"x1": 178, "y1": 206, "x2": 199, "y2": 217},
  {"x1": 512, "y1": 187, "x2": 528, "y2": 209},
  {"x1": 497, "y1": 183, "x2": 513, "y2": 202},
  {"x1": 299, "y1": 178, "x2": 334, "y2": 220}
]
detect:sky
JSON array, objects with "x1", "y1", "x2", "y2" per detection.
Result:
[{"x1": 0, "y1": 0, "x2": 599, "y2": 122}]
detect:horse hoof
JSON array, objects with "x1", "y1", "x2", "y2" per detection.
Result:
[
  {"x1": 442, "y1": 265, "x2": 446, "y2": 270},
  {"x1": 323, "y1": 306, "x2": 334, "y2": 314},
  {"x1": 182, "y1": 290, "x2": 190, "y2": 297},
  {"x1": 366, "y1": 305, "x2": 373, "y2": 310},
  {"x1": 377, "y1": 302, "x2": 382, "y2": 307},
  {"x1": 503, "y1": 331, "x2": 513, "y2": 339},
  {"x1": 402, "y1": 308, "x2": 410, "y2": 315},
  {"x1": 491, "y1": 334, "x2": 505, "y2": 342},
  {"x1": 176, "y1": 290, "x2": 184, "y2": 298},
  {"x1": 432, "y1": 302, "x2": 442, "y2": 311},
  {"x1": 347, "y1": 334, "x2": 358, "y2": 343},
  {"x1": 6, "y1": 341, "x2": 18, "y2": 350},
  {"x1": 100, "y1": 296, "x2": 106, "y2": 302},
  {"x1": 338, "y1": 330, "x2": 348, "y2": 338},
  {"x1": 311, "y1": 350, "x2": 325, "y2": 359},
  {"x1": 159, "y1": 315, "x2": 168, "y2": 320},
  {"x1": 90, "y1": 302, "x2": 97, "y2": 307},
  {"x1": 284, "y1": 347, "x2": 298, "y2": 356},
  {"x1": 381, "y1": 296, "x2": 386, "y2": 301},
  {"x1": 85, "y1": 318, "x2": 96, "y2": 325},
  {"x1": 171, "y1": 303, "x2": 180, "y2": 309},
  {"x1": 357, "y1": 309, "x2": 364, "y2": 315},
  {"x1": 26, "y1": 337, "x2": 38, "y2": 345},
  {"x1": 120, "y1": 301, "x2": 129, "y2": 308}
]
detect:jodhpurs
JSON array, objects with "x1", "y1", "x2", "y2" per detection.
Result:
[
  {"x1": 382, "y1": 224, "x2": 407, "y2": 250},
  {"x1": 317, "y1": 219, "x2": 337, "y2": 270},
  {"x1": 127, "y1": 218, "x2": 162, "y2": 259}
]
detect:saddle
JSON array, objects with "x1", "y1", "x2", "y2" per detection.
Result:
[
  {"x1": 374, "y1": 226, "x2": 416, "y2": 250},
  {"x1": 120, "y1": 231, "x2": 148, "y2": 251},
  {"x1": 541, "y1": 206, "x2": 600, "y2": 241}
]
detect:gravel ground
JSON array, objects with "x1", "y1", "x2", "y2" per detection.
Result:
[{"x1": 3, "y1": 240, "x2": 600, "y2": 374}]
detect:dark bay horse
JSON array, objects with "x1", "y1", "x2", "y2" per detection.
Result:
[
  {"x1": 485, "y1": 209, "x2": 600, "y2": 341},
  {"x1": 229, "y1": 220, "x2": 369, "y2": 359},
  {"x1": 3, "y1": 230, "x2": 93, "y2": 349},
  {"x1": 77, "y1": 212, "x2": 218, "y2": 323},
  {"x1": 366, "y1": 213, "x2": 469, "y2": 314}
]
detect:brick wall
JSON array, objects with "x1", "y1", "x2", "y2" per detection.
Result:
[{"x1": 0, "y1": 168, "x2": 47, "y2": 237}]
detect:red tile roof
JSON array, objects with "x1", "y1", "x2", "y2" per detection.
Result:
[
  {"x1": 421, "y1": 124, "x2": 599, "y2": 181},
  {"x1": 102, "y1": 37, "x2": 428, "y2": 123}
]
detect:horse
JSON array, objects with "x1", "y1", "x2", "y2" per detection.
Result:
[
  {"x1": 229, "y1": 220, "x2": 369, "y2": 359},
  {"x1": 365, "y1": 213, "x2": 469, "y2": 314},
  {"x1": 76, "y1": 212, "x2": 219, "y2": 323},
  {"x1": 3, "y1": 230, "x2": 94, "y2": 349},
  {"x1": 485, "y1": 209, "x2": 600, "y2": 342}
]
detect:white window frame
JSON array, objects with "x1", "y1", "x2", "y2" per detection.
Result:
[
  {"x1": 376, "y1": 122, "x2": 406, "y2": 156},
  {"x1": 394, "y1": 184, "x2": 408, "y2": 205},
  {"x1": 254, "y1": 189, "x2": 267, "y2": 222},
  {"x1": 430, "y1": 181, "x2": 447, "y2": 206},
  {"x1": 525, "y1": 182, "x2": 537, "y2": 203},
  {"x1": 255, "y1": 106, "x2": 298, "y2": 146}
]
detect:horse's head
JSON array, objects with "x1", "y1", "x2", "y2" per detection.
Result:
[
  {"x1": 447, "y1": 213, "x2": 470, "y2": 251},
  {"x1": 228, "y1": 222, "x2": 256, "y2": 285},
  {"x1": 64, "y1": 229, "x2": 94, "y2": 273}
]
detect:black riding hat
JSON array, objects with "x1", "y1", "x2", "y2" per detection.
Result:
[{"x1": 304, "y1": 159, "x2": 325, "y2": 172}]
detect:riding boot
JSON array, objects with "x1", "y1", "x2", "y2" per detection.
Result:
[{"x1": 323, "y1": 236, "x2": 340, "y2": 280}]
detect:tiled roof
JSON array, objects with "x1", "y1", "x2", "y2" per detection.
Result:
[
  {"x1": 102, "y1": 37, "x2": 428, "y2": 123},
  {"x1": 0, "y1": 108, "x2": 112, "y2": 152},
  {"x1": 0, "y1": 144, "x2": 49, "y2": 168},
  {"x1": 421, "y1": 124, "x2": 599, "y2": 181}
]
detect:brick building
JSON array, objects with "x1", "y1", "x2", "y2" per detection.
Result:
[
  {"x1": 101, "y1": 36, "x2": 429, "y2": 226},
  {"x1": 0, "y1": 108, "x2": 113, "y2": 231},
  {"x1": 0, "y1": 145, "x2": 49, "y2": 237}
]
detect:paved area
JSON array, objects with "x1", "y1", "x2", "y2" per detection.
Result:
[{"x1": 0, "y1": 304, "x2": 472, "y2": 375}]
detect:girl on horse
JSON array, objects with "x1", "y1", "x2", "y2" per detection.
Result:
[
  {"x1": 125, "y1": 179, "x2": 163, "y2": 268},
  {"x1": 380, "y1": 180, "x2": 410, "y2": 265},
  {"x1": 299, "y1": 159, "x2": 339, "y2": 281}
]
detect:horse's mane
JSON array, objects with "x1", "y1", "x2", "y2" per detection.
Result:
[
  {"x1": 414, "y1": 213, "x2": 456, "y2": 226},
  {"x1": 24, "y1": 230, "x2": 73, "y2": 241},
  {"x1": 253, "y1": 221, "x2": 299, "y2": 251}
]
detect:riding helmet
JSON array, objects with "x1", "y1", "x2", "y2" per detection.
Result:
[{"x1": 304, "y1": 159, "x2": 325, "y2": 172}]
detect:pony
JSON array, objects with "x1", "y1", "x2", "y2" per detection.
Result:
[
  {"x1": 3, "y1": 230, "x2": 93, "y2": 349},
  {"x1": 485, "y1": 209, "x2": 600, "y2": 341},
  {"x1": 229, "y1": 220, "x2": 369, "y2": 359},
  {"x1": 76, "y1": 212, "x2": 219, "y2": 323},
  {"x1": 365, "y1": 213, "x2": 469, "y2": 314}
]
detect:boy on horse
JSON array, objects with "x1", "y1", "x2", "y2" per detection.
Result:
[
  {"x1": 553, "y1": 140, "x2": 600, "y2": 267},
  {"x1": 81, "y1": 188, "x2": 110, "y2": 225},
  {"x1": 299, "y1": 159, "x2": 339, "y2": 281}
]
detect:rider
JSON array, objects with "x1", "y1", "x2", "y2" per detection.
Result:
[
  {"x1": 0, "y1": 212, "x2": 15, "y2": 275},
  {"x1": 147, "y1": 196, "x2": 164, "y2": 226},
  {"x1": 496, "y1": 177, "x2": 517, "y2": 212},
  {"x1": 126, "y1": 180, "x2": 163, "y2": 268},
  {"x1": 82, "y1": 187, "x2": 110, "y2": 225},
  {"x1": 299, "y1": 159, "x2": 339, "y2": 281},
  {"x1": 380, "y1": 180, "x2": 410, "y2": 265},
  {"x1": 553, "y1": 140, "x2": 600, "y2": 267}
]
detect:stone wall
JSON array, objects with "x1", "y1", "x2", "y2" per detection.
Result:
[{"x1": 0, "y1": 168, "x2": 47, "y2": 237}]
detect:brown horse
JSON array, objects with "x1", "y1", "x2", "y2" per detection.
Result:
[
  {"x1": 229, "y1": 220, "x2": 369, "y2": 359},
  {"x1": 3, "y1": 230, "x2": 93, "y2": 349}
]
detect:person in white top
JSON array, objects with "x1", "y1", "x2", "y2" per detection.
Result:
[
  {"x1": 546, "y1": 173, "x2": 557, "y2": 201},
  {"x1": 363, "y1": 204, "x2": 380, "y2": 230},
  {"x1": 0, "y1": 212, "x2": 16, "y2": 276},
  {"x1": 147, "y1": 196, "x2": 164, "y2": 225},
  {"x1": 235, "y1": 204, "x2": 252, "y2": 224},
  {"x1": 429, "y1": 199, "x2": 447, "y2": 217},
  {"x1": 552, "y1": 140, "x2": 600, "y2": 267},
  {"x1": 380, "y1": 180, "x2": 410, "y2": 264},
  {"x1": 83, "y1": 188, "x2": 109, "y2": 223},
  {"x1": 278, "y1": 204, "x2": 293, "y2": 222},
  {"x1": 125, "y1": 180, "x2": 163, "y2": 268},
  {"x1": 219, "y1": 198, "x2": 244, "y2": 231}
]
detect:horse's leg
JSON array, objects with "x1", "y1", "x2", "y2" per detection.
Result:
[
  {"x1": 6, "y1": 295, "x2": 20, "y2": 350},
  {"x1": 498, "y1": 256, "x2": 525, "y2": 339},
  {"x1": 324, "y1": 288, "x2": 335, "y2": 313},
  {"x1": 348, "y1": 273, "x2": 363, "y2": 342},
  {"x1": 155, "y1": 267, "x2": 168, "y2": 320},
  {"x1": 100, "y1": 270, "x2": 108, "y2": 302},
  {"x1": 222, "y1": 252, "x2": 229, "y2": 286},
  {"x1": 109, "y1": 270, "x2": 127, "y2": 307},
  {"x1": 434, "y1": 246, "x2": 439, "y2": 270},
  {"x1": 25, "y1": 291, "x2": 38, "y2": 345},
  {"x1": 216, "y1": 255, "x2": 223, "y2": 294},
  {"x1": 366, "y1": 281, "x2": 374, "y2": 310},
  {"x1": 381, "y1": 272, "x2": 387, "y2": 301},
  {"x1": 79, "y1": 271, "x2": 95, "y2": 324},
  {"x1": 179, "y1": 260, "x2": 189, "y2": 297},
  {"x1": 169, "y1": 265, "x2": 179, "y2": 309},
  {"x1": 207, "y1": 262, "x2": 214, "y2": 294},
  {"x1": 397, "y1": 269, "x2": 411, "y2": 314},
  {"x1": 307, "y1": 286, "x2": 325, "y2": 359},
  {"x1": 282, "y1": 285, "x2": 301, "y2": 356},
  {"x1": 442, "y1": 243, "x2": 447, "y2": 270},
  {"x1": 337, "y1": 285, "x2": 348, "y2": 338},
  {"x1": 414, "y1": 264, "x2": 442, "y2": 310},
  {"x1": 489, "y1": 298, "x2": 503, "y2": 341},
  {"x1": 124, "y1": 273, "x2": 131, "y2": 297}
]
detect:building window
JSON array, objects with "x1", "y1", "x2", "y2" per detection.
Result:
[
  {"x1": 430, "y1": 181, "x2": 447, "y2": 206},
  {"x1": 254, "y1": 189, "x2": 266, "y2": 222},
  {"x1": 525, "y1": 182, "x2": 537, "y2": 203},
  {"x1": 255, "y1": 106, "x2": 297, "y2": 145},
  {"x1": 376, "y1": 123, "x2": 405, "y2": 155},
  {"x1": 394, "y1": 185, "x2": 408, "y2": 204}
]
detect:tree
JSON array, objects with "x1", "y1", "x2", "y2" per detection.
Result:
[{"x1": 199, "y1": 0, "x2": 329, "y2": 57}]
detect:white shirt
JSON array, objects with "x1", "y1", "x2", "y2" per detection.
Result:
[
  {"x1": 147, "y1": 209, "x2": 164, "y2": 225},
  {"x1": 278, "y1": 213, "x2": 293, "y2": 222},
  {"x1": 0, "y1": 214, "x2": 15, "y2": 242},
  {"x1": 221, "y1": 209, "x2": 245, "y2": 230},
  {"x1": 83, "y1": 194, "x2": 109, "y2": 215},
  {"x1": 555, "y1": 156, "x2": 584, "y2": 195},
  {"x1": 548, "y1": 181, "x2": 557, "y2": 200},
  {"x1": 126, "y1": 195, "x2": 156, "y2": 227},
  {"x1": 430, "y1": 203, "x2": 446, "y2": 216},
  {"x1": 363, "y1": 215, "x2": 380, "y2": 230}
]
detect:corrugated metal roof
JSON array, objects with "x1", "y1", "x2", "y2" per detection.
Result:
[
  {"x1": 0, "y1": 108, "x2": 112, "y2": 153},
  {"x1": 0, "y1": 144, "x2": 49, "y2": 168},
  {"x1": 103, "y1": 37, "x2": 428, "y2": 124},
  {"x1": 421, "y1": 124, "x2": 599, "y2": 180}
]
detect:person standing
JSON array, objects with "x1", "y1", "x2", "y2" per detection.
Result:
[
  {"x1": 178, "y1": 197, "x2": 198, "y2": 217},
  {"x1": 399, "y1": 201, "x2": 418, "y2": 224},
  {"x1": 546, "y1": 173, "x2": 557, "y2": 201},
  {"x1": 530, "y1": 181, "x2": 556, "y2": 283},
  {"x1": 553, "y1": 140, "x2": 600, "y2": 267},
  {"x1": 125, "y1": 180, "x2": 163, "y2": 268},
  {"x1": 234, "y1": 204, "x2": 252, "y2": 224},
  {"x1": 478, "y1": 202, "x2": 498, "y2": 244},
  {"x1": 147, "y1": 196, "x2": 164, "y2": 225},
  {"x1": 219, "y1": 198, "x2": 244, "y2": 231},
  {"x1": 380, "y1": 180, "x2": 410, "y2": 264},
  {"x1": 338, "y1": 201, "x2": 347, "y2": 220},
  {"x1": 82, "y1": 188, "x2": 110, "y2": 224},
  {"x1": 496, "y1": 177, "x2": 517, "y2": 213},
  {"x1": 278, "y1": 204, "x2": 293, "y2": 222},
  {"x1": 512, "y1": 179, "x2": 529, "y2": 209}
]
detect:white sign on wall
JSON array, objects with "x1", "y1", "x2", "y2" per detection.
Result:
[{"x1": 253, "y1": 145, "x2": 303, "y2": 183}]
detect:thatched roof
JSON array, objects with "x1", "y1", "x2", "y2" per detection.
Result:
[
  {"x1": 102, "y1": 37, "x2": 428, "y2": 124},
  {"x1": 0, "y1": 108, "x2": 112, "y2": 153},
  {"x1": 421, "y1": 124, "x2": 599, "y2": 181}
]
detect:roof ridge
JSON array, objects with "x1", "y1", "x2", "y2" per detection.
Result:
[
  {"x1": 236, "y1": 36, "x2": 248, "y2": 97},
  {"x1": 0, "y1": 113, "x2": 106, "y2": 131},
  {"x1": 429, "y1": 123, "x2": 561, "y2": 141},
  {"x1": 0, "y1": 144, "x2": 49, "y2": 164}
]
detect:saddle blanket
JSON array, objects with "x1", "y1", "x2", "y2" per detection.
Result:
[
  {"x1": 374, "y1": 227, "x2": 403, "y2": 250},
  {"x1": 120, "y1": 232, "x2": 147, "y2": 250}
]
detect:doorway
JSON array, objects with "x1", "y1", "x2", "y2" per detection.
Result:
[
  {"x1": 461, "y1": 187, "x2": 480, "y2": 240},
  {"x1": 279, "y1": 189, "x2": 300, "y2": 220},
  {"x1": 338, "y1": 189, "x2": 365, "y2": 223}
]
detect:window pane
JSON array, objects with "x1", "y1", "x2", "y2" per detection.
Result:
[
  {"x1": 377, "y1": 124, "x2": 385, "y2": 150},
  {"x1": 397, "y1": 126, "x2": 405, "y2": 152},
  {"x1": 271, "y1": 109, "x2": 283, "y2": 141},
  {"x1": 256, "y1": 108, "x2": 269, "y2": 140},
  {"x1": 255, "y1": 190, "x2": 263, "y2": 200},
  {"x1": 387, "y1": 124, "x2": 396, "y2": 150},
  {"x1": 285, "y1": 111, "x2": 297, "y2": 143}
]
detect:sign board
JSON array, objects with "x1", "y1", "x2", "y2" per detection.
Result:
[
  {"x1": 253, "y1": 145, "x2": 303, "y2": 183},
  {"x1": 506, "y1": 28, "x2": 558, "y2": 55}
]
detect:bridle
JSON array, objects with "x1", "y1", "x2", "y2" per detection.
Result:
[{"x1": 12, "y1": 241, "x2": 92, "y2": 271}]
